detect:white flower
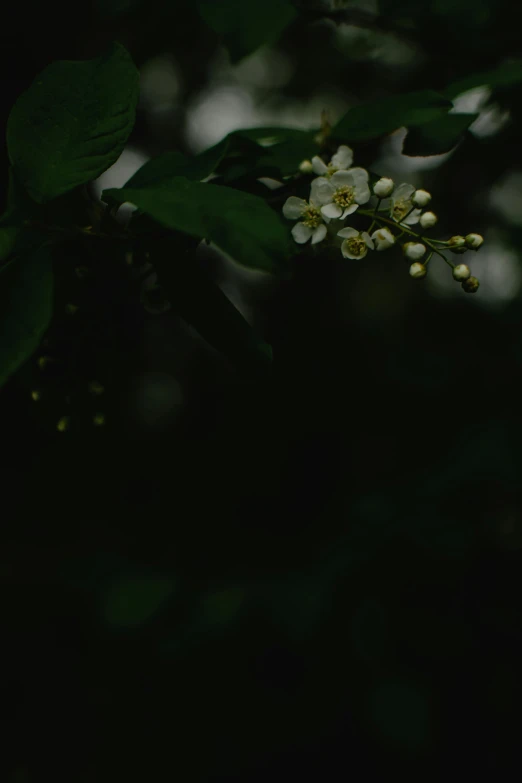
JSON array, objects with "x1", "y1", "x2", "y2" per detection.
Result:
[
  {"x1": 311, "y1": 145, "x2": 353, "y2": 177},
  {"x1": 373, "y1": 177, "x2": 394, "y2": 198},
  {"x1": 390, "y1": 183, "x2": 422, "y2": 225},
  {"x1": 465, "y1": 233, "x2": 484, "y2": 249},
  {"x1": 282, "y1": 195, "x2": 328, "y2": 244},
  {"x1": 371, "y1": 227, "x2": 395, "y2": 251},
  {"x1": 453, "y1": 264, "x2": 471, "y2": 281},
  {"x1": 337, "y1": 227, "x2": 374, "y2": 259},
  {"x1": 403, "y1": 242, "x2": 426, "y2": 261},
  {"x1": 419, "y1": 211, "x2": 438, "y2": 229},
  {"x1": 409, "y1": 262, "x2": 427, "y2": 279},
  {"x1": 412, "y1": 189, "x2": 432, "y2": 208},
  {"x1": 312, "y1": 168, "x2": 371, "y2": 220}
]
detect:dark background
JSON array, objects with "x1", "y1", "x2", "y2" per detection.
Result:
[{"x1": 2, "y1": 1, "x2": 522, "y2": 780}]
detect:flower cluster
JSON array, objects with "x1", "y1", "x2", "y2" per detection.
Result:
[{"x1": 283, "y1": 146, "x2": 484, "y2": 293}]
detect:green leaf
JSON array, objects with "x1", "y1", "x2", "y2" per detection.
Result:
[
  {"x1": 0, "y1": 246, "x2": 53, "y2": 388},
  {"x1": 403, "y1": 112, "x2": 479, "y2": 156},
  {"x1": 196, "y1": 0, "x2": 297, "y2": 63},
  {"x1": 103, "y1": 177, "x2": 292, "y2": 273},
  {"x1": 148, "y1": 231, "x2": 273, "y2": 377},
  {"x1": 444, "y1": 59, "x2": 522, "y2": 99},
  {"x1": 104, "y1": 577, "x2": 175, "y2": 628},
  {"x1": 6, "y1": 42, "x2": 139, "y2": 203},
  {"x1": 124, "y1": 138, "x2": 230, "y2": 189},
  {"x1": 332, "y1": 90, "x2": 453, "y2": 142},
  {"x1": 0, "y1": 226, "x2": 20, "y2": 263},
  {"x1": 233, "y1": 128, "x2": 319, "y2": 178}
]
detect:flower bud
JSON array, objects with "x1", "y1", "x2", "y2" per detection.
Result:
[
  {"x1": 465, "y1": 233, "x2": 484, "y2": 249},
  {"x1": 403, "y1": 242, "x2": 426, "y2": 260},
  {"x1": 452, "y1": 264, "x2": 471, "y2": 281},
  {"x1": 373, "y1": 177, "x2": 394, "y2": 198},
  {"x1": 298, "y1": 159, "x2": 314, "y2": 174},
  {"x1": 371, "y1": 227, "x2": 395, "y2": 251},
  {"x1": 462, "y1": 276, "x2": 480, "y2": 293},
  {"x1": 449, "y1": 236, "x2": 467, "y2": 255},
  {"x1": 412, "y1": 189, "x2": 431, "y2": 208},
  {"x1": 419, "y1": 211, "x2": 438, "y2": 229},
  {"x1": 409, "y1": 262, "x2": 427, "y2": 279}
]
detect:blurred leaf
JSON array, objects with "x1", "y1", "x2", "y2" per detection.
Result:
[
  {"x1": 104, "y1": 577, "x2": 175, "y2": 628},
  {"x1": 104, "y1": 177, "x2": 292, "y2": 273},
  {"x1": 7, "y1": 42, "x2": 139, "y2": 203},
  {"x1": 445, "y1": 59, "x2": 522, "y2": 99},
  {"x1": 148, "y1": 231, "x2": 274, "y2": 377},
  {"x1": 369, "y1": 678, "x2": 434, "y2": 751},
  {"x1": 403, "y1": 112, "x2": 479, "y2": 155},
  {"x1": 0, "y1": 227, "x2": 20, "y2": 263},
  {"x1": 0, "y1": 246, "x2": 53, "y2": 388},
  {"x1": 125, "y1": 138, "x2": 230, "y2": 188},
  {"x1": 196, "y1": 0, "x2": 297, "y2": 63},
  {"x1": 332, "y1": 90, "x2": 452, "y2": 142}
]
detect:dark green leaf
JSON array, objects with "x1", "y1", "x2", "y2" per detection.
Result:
[
  {"x1": 403, "y1": 113, "x2": 479, "y2": 156},
  {"x1": 104, "y1": 177, "x2": 292, "y2": 273},
  {"x1": 7, "y1": 42, "x2": 139, "y2": 203},
  {"x1": 196, "y1": 0, "x2": 297, "y2": 63},
  {"x1": 150, "y1": 232, "x2": 273, "y2": 377},
  {"x1": 0, "y1": 246, "x2": 53, "y2": 388},
  {"x1": 444, "y1": 59, "x2": 522, "y2": 99},
  {"x1": 332, "y1": 90, "x2": 453, "y2": 142},
  {"x1": 0, "y1": 227, "x2": 20, "y2": 262},
  {"x1": 104, "y1": 577, "x2": 175, "y2": 628},
  {"x1": 124, "y1": 138, "x2": 229, "y2": 189}
]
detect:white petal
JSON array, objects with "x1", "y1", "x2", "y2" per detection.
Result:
[
  {"x1": 341, "y1": 204, "x2": 359, "y2": 218},
  {"x1": 310, "y1": 177, "x2": 334, "y2": 206},
  {"x1": 291, "y1": 222, "x2": 313, "y2": 243},
  {"x1": 311, "y1": 156, "x2": 328, "y2": 175},
  {"x1": 283, "y1": 196, "x2": 307, "y2": 220},
  {"x1": 347, "y1": 167, "x2": 369, "y2": 182},
  {"x1": 403, "y1": 209, "x2": 421, "y2": 225},
  {"x1": 321, "y1": 202, "x2": 343, "y2": 219},
  {"x1": 330, "y1": 145, "x2": 353, "y2": 170},
  {"x1": 329, "y1": 170, "x2": 354, "y2": 187},
  {"x1": 337, "y1": 227, "x2": 358, "y2": 239},
  {"x1": 361, "y1": 232, "x2": 374, "y2": 249},
  {"x1": 393, "y1": 183, "x2": 415, "y2": 202},
  {"x1": 354, "y1": 184, "x2": 371, "y2": 204},
  {"x1": 311, "y1": 224, "x2": 327, "y2": 244}
]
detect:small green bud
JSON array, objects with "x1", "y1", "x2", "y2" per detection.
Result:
[
  {"x1": 465, "y1": 233, "x2": 484, "y2": 250},
  {"x1": 462, "y1": 276, "x2": 480, "y2": 293},
  {"x1": 453, "y1": 264, "x2": 471, "y2": 281},
  {"x1": 419, "y1": 211, "x2": 438, "y2": 229},
  {"x1": 409, "y1": 262, "x2": 427, "y2": 279},
  {"x1": 403, "y1": 242, "x2": 426, "y2": 261}
]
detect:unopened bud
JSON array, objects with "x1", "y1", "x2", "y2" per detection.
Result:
[
  {"x1": 373, "y1": 177, "x2": 394, "y2": 198},
  {"x1": 403, "y1": 242, "x2": 426, "y2": 261},
  {"x1": 56, "y1": 416, "x2": 70, "y2": 433},
  {"x1": 298, "y1": 159, "x2": 314, "y2": 174},
  {"x1": 462, "y1": 276, "x2": 480, "y2": 293},
  {"x1": 449, "y1": 234, "x2": 467, "y2": 255},
  {"x1": 88, "y1": 380, "x2": 104, "y2": 396},
  {"x1": 465, "y1": 233, "x2": 484, "y2": 249},
  {"x1": 419, "y1": 211, "x2": 438, "y2": 229},
  {"x1": 453, "y1": 264, "x2": 471, "y2": 281},
  {"x1": 31, "y1": 390, "x2": 41, "y2": 402},
  {"x1": 409, "y1": 262, "x2": 427, "y2": 279},
  {"x1": 412, "y1": 189, "x2": 431, "y2": 208}
]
